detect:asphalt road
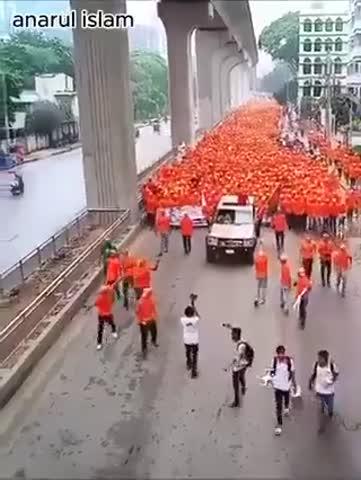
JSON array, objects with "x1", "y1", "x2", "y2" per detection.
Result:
[
  {"x1": 1, "y1": 227, "x2": 361, "y2": 478},
  {"x1": 0, "y1": 123, "x2": 171, "y2": 273}
]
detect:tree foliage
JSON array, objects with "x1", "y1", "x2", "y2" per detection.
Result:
[
  {"x1": 130, "y1": 50, "x2": 168, "y2": 121},
  {"x1": 259, "y1": 12, "x2": 300, "y2": 67},
  {"x1": 259, "y1": 62, "x2": 293, "y2": 94},
  {"x1": 25, "y1": 100, "x2": 64, "y2": 145},
  {"x1": 274, "y1": 79, "x2": 298, "y2": 105},
  {"x1": 0, "y1": 31, "x2": 74, "y2": 127}
]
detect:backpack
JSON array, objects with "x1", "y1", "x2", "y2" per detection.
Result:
[
  {"x1": 313, "y1": 361, "x2": 337, "y2": 380},
  {"x1": 272, "y1": 356, "x2": 292, "y2": 380},
  {"x1": 238, "y1": 341, "x2": 254, "y2": 367}
]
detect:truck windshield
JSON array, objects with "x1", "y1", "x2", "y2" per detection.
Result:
[{"x1": 215, "y1": 209, "x2": 253, "y2": 225}]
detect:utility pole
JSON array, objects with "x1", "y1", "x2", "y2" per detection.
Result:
[
  {"x1": 324, "y1": 52, "x2": 332, "y2": 142},
  {"x1": 1, "y1": 72, "x2": 10, "y2": 152}
]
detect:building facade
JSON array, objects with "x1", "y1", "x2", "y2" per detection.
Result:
[
  {"x1": 298, "y1": 1, "x2": 350, "y2": 102},
  {"x1": 347, "y1": 0, "x2": 361, "y2": 98}
]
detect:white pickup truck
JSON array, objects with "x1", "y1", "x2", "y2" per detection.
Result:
[{"x1": 205, "y1": 195, "x2": 257, "y2": 264}]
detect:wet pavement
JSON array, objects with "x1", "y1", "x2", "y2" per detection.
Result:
[
  {"x1": 1, "y1": 227, "x2": 361, "y2": 478},
  {"x1": 0, "y1": 123, "x2": 171, "y2": 272}
]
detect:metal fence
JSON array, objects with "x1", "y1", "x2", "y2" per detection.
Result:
[{"x1": 0, "y1": 148, "x2": 176, "y2": 294}]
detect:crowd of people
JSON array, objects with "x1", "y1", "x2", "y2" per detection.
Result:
[{"x1": 93, "y1": 100, "x2": 361, "y2": 437}]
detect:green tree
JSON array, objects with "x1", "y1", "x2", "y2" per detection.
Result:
[
  {"x1": 274, "y1": 78, "x2": 298, "y2": 105},
  {"x1": 130, "y1": 50, "x2": 168, "y2": 121},
  {"x1": 259, "y1": 12, "x2": 300, "y2": 67},
  {"x1": 25, "y1": 100, "x2": 64, "y2": 146}
]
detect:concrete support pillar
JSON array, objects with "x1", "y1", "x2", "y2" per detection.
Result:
[
  {"x1": 211, "y1": 41, "x2": 239, "y2": 125},
  {"x1": 220, "y1": 56, "x2": 241, "y2": 116},
  {"x1": 195, "y1": 29, "x2": 228, "y2": 131},
  {"x1": 71, "y1": 0, "x2": 138, "y2": 218},
  {"x1": 229, "y1": 64, "x2": 242, "y2": 109},
  {"x1": 158, "y1": 3, "x2": 194, "y2": 148}
]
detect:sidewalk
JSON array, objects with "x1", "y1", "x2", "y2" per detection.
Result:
[{"x1": 24, "y1": 142, "x2": 82, "y2": 164}]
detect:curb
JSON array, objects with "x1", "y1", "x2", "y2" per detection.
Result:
[
  {"x1": 23, "y1": 144, "x2": 82, "y2": 164},
  {"x1": 0, "y1": 222, "x2": 142, "y2": 410}
]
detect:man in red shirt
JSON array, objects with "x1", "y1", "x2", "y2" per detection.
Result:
[
  {"x1": 334, "y1": 244, "x2": 352, "y2": 297},
  {"x1": 180, "y1": 213, "x2": 194, "y2": 254},
  {"x1": 279, "y1": 254, "x2": 292, "y2": 314},
  {"x1": 106, "y1": 251, "x2": 122, "y2": 300},
  {"x1": 135, "y1": 288, "x2": 158, "y2": 358},
  {"x1": 95, "y1": 285, "x2": 118, "y2": 350},
  {"x1": 156, "y1": 209, "x2": 171, "y2": 256},
  {"x1": 272, "y1": 207, "x2": 288, "y2": 253},
  {"x1": 254, "y1": 245, "x2": 269, "y2": 306},
  {"x1": 294, "y1": 268, "x2": 312, "y2": 329},
  {"x1": 318, "y1": 232, "x2": 333, "y2": 287}
]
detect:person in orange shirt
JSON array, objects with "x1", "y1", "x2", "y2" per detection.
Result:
[
  {"x1": 95, "y1": 285, "x2": 118, "y2": 350},
  {"x1": 156, "y1": 209, "x2": 171, "y2": 255},
  {"x1": 180, "y1": 213, "x2": 194, "y2": 254},
  {"x1": 333, "y1": 244, "x2": 352, "y2": 297},
  {"x1": 133, "y1": 258, "x2": 160, "y2": 300},
  {"x1": 318, "y1": 232, "x2": 333, "y2": 287},
  {"x1": 279, "y1": 253, "x2": 292, "y2": 315},
  {"x1": 272, "y1": 207, "x2": 288, "y2": 253},
  {"x1": 106, "y1": 251, "x2": 122, "y2": 300},
  {"x1": 135, "y1": 288, "x2": 159, "y2": 358},
  {"x1": 254, "y1": 245, "x2": 268, "y2": 306},
  {"x1": 300, "y1": 235, "x2": 317, "y2": 278},
  {"x1": 294, "y1": 268, "x2": 312, "y2": 329},
  {"x1": 120, "y1": 250, "x2": 137, "y2": 310}
]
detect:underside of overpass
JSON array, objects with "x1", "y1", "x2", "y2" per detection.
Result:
[{"x1": 70, "y1": 0, "x2": 258, "y2": 215}]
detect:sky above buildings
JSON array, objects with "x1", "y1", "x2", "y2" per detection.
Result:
[{"x1": 2, "y1": 0, "x2": 351, "y2": 77}]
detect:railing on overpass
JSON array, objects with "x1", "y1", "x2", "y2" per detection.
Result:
[{"x1": 0, "y1": 147, "x2": 176, "y2": 295}]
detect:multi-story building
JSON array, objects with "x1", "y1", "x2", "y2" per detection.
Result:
[
  {"x1": 347, "y1": 0, "x2": 361, "y2": 98},
  {"x1": 298, "y1": 1, "x2": 350, "y2": 102}
]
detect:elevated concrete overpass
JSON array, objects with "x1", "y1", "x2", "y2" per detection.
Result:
[{"x1": 70, "y1": 0, "x2": 257, "y2": 221}]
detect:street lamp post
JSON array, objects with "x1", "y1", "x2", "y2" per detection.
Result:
[{"x1": 0, "y1": 72, "x2": 10, "y2": 152}]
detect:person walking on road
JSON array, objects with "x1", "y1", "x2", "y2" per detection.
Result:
[
  {"x1": 272, "y1": 207, "x2": 288, "y2": 253},
  {"x1": 270, "y1": 345, "x2": 296, "y2": 436},
  {"x1": 106, "y1": 251, "x2": 122, "y2": 301},
  {"x1": 95, "y1": 285, "x2": 118, "y2": 350},
  {"x1": 225, "y1": 326, "x2": 254, "y2": 407},
  {"x1": 133, "y1": 258, "x2": 160, "y2": 300},
  {"x1": 180, "y1": 213, "x2": 194, "y2": 254},
  {"x1": 294, "y1": 267, "x2": 312, "y2": 329},
  {"x1": 318, "y1": 232, "x2": 334, "y2": 287},
  {"x1": 300, "y1": 234, "x2": 317, "y2": 278},
  {"x1": 279, "y1": 253, "x2": 292, "y2": 315},
  {"x1": 135, "y1": 288, "x2": 159, "y2": 359},
  {"x1": 334, "y1": 243, "x2": 352, "y2": 297},
  {"x1": 156, "y1": 209, "x2": 171, "y2": 256},
  {"x1": 254, "y1": 245, "x2": 269, "y2": 306},
  {"x1": 120, "y1": 250, "x2": 137, "y2": 310},
  {"x1": 309, "y1": 350, "x2": 339, "y2": 434},
  {"x1": 101, "y1": 238, "x2": 117, "y2": 275},
  {"x1": 180, "y1": 305, "x2": 199, "y2": 378}
]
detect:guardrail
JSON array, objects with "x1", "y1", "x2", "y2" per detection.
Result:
[
  {"x1": 0, "y1": 148, "x2": 176, "y2": 364},
  {"x1": 0, "y1": 148, "x2": 175, "y2": 294}
]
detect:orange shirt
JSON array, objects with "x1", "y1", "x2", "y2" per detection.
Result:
[
  {"x1": 121, "y1": 255, "x2": 136, "y2": 279},
  {"x1": 136, "y1": 294, "x2": 158, "y2": 323},
  {"x1": 334, "y1": 249, "x2": 352, "y2": 271},
  {"x1": 272, "y1": 213, "x2": 287, "y2": 232},
  {"x1": 280, "y1": 262, "x2": 292, "y2": 288},
  {"x1": 180, "y1": 216, "x2": 194, "y2": 236},
  {"x1": 106, "y1": 257, "x2": 121, "y2": 284},
  {"x1": 296, "y1": 276, "x2": 312, "y2": 296},
  {"x1": 318, "y1": 240, "x2": 333, "y2": 260},
  {"x1": 157, "y1": 214, "x2": 171, "y2": 234},
  {"x1": 300, "y1": 240, "x2": 316, "y2": 260},
  {"x1": 95, "y1": 288, "x2": 114, "y2": 316},
  {"x1": 255, "y1": 253, "x2": 268, "y2": 279}
]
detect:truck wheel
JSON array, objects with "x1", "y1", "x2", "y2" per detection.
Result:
[
  {"x1": 206, "y1": 248, "x2": 215, "y2": 263},
  {"x1": 247, "y1": 251, "x2": 254, "y2": 265}
]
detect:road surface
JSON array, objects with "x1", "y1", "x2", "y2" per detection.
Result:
[
  {"x1": 0, "y1": 123, "x2": 171, "y2": 272},
  {"x1": 1, "y1": 228, "x2": 361, "y2": 478}
]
